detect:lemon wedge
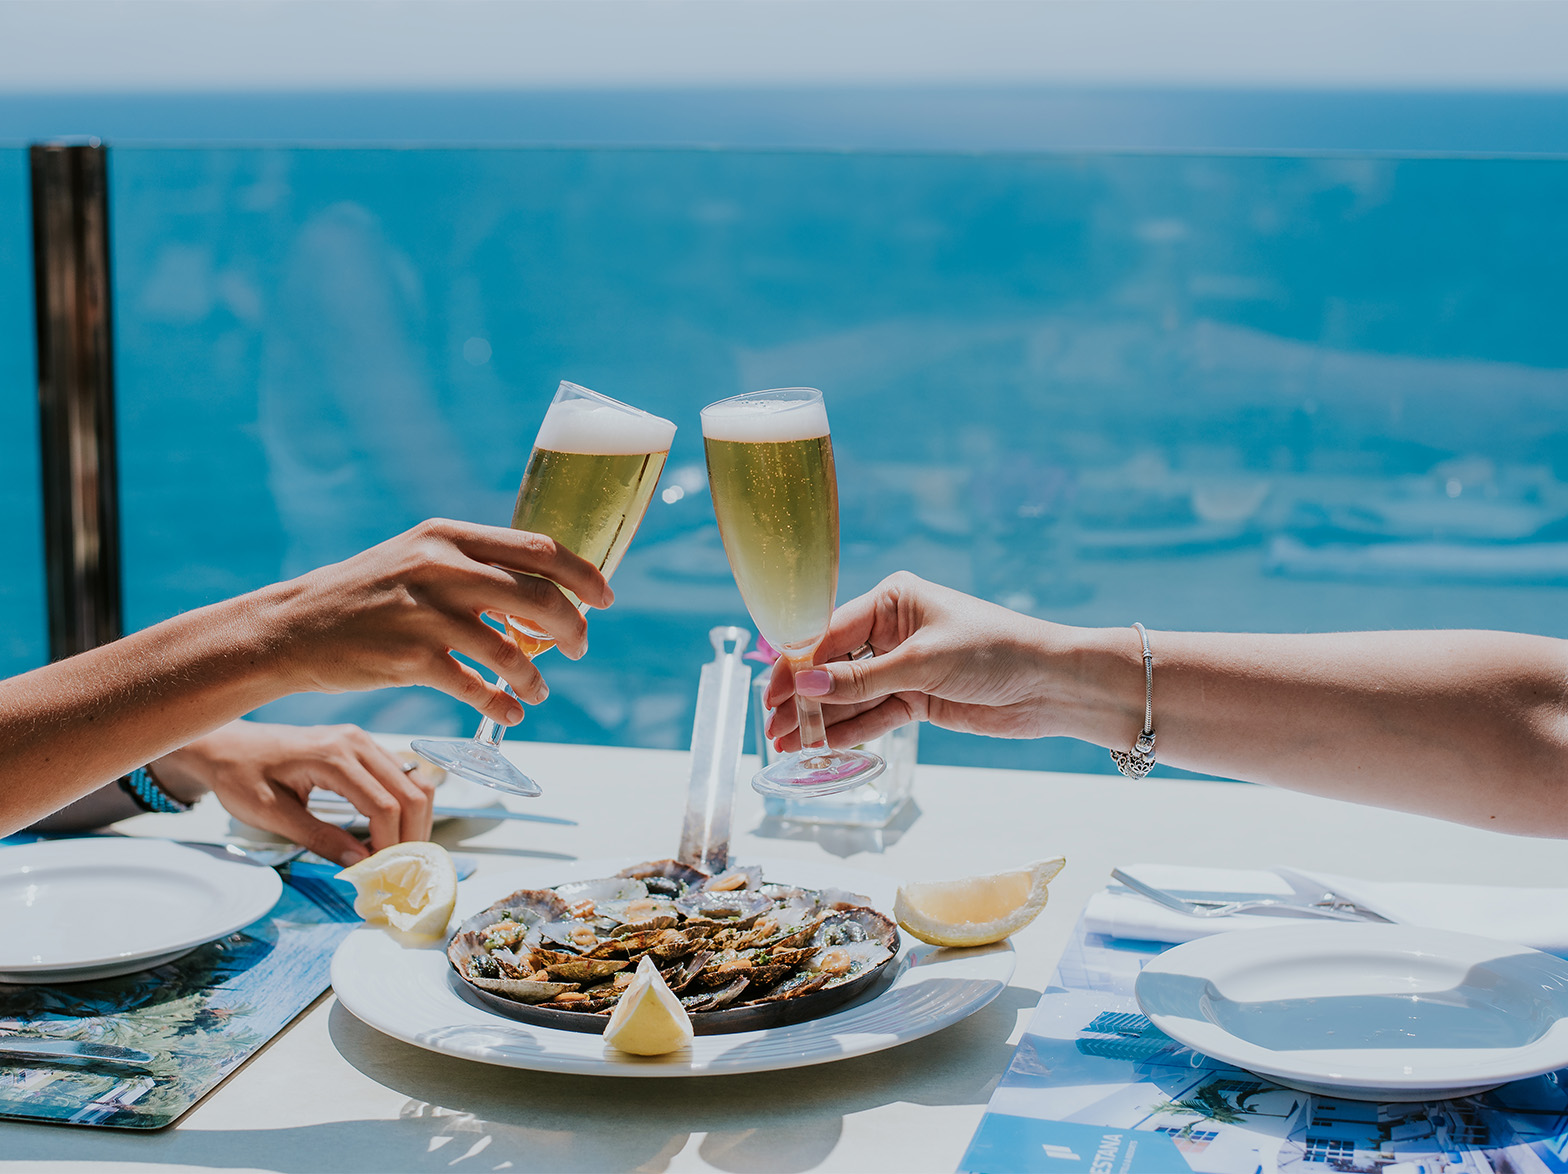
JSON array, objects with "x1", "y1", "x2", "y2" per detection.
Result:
[
  {"x1": 336, "y1": 841, "x2": 458, "y2": 937},
  {"x1": 603, "y1": 956, "x2": 694, "y2": 1056},
  {"x1": 893, "y1": 858, "x2": 1066, "y2": 947}
]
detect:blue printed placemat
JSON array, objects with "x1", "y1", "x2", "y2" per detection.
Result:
[
  {"x1": 959, "y1": 914, "x2": 1568, "y2": 1173},
  {"x1": 0, "y1": 845, "x2": 359, "y2": 1130}
]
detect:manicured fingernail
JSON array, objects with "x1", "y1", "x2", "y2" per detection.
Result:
[
  {"x1": 343, "y1": 845, "x2": 369, "y2": 865},
  {"x1": 764, "y1": 709, "x2": 778, "y2": 736},
  {"x1": 505, "y1": 702, "x2": 525, "y2": 724},
  {"x1": 796, "y1": 669, "x2": 832, "y2": 697}
]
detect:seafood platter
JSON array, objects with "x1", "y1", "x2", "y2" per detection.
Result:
[
  {"x1": 330, "y1": 630, "x2": 1014, "y2": 1076},
  {"x1": 447, "y1": 857, "x2": 901, "y2": 1035}
]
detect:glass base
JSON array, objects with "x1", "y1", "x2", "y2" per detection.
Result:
[
  {"x1": 410, "y1": 738, "x2": 542, "y2": 799},
  {"x1": 751, "y1": 748, "x2": 885, "y2": 799}
]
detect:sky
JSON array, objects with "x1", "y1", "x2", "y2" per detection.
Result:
[{"x1": 2, "y1": 1, "x2": 1566, "y2": 95}]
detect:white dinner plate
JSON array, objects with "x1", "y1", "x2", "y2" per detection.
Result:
[
  {"x1": 1136, "y1": 923, "x2": 1568, "y2": 1101},
  {"x1": 331, "y1": 855, "x2": 1014, "y2": 1077},
  {"x1": 0, "y1": 837, "x2": 283, "y2": 984}
]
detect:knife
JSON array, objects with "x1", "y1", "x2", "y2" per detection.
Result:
[{"x1": 0, "y1": 1036, "x2": 155, "y2": 1070}]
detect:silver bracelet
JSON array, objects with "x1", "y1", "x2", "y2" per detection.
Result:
[{"x1": 1109, "y1": 622, "x2": 1157, "y2": 779}]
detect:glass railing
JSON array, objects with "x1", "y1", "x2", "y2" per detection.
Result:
[
  {"x1": 0, "y1": 148, "x2": 46, "y2": 679},
  {"x1": 15, "y1": 143, "x2": 1568, "y2": 772}
]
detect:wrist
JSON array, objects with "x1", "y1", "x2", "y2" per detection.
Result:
[
  {"x1": 148, "y1": 742, "x2": 215, "y2": 807},
  {"x1": 1037, "y1": 623, "x2": 1152, "y2": 749},
  {"x1": 223, "y1": 578, "x2": 311, "y2": 697}
]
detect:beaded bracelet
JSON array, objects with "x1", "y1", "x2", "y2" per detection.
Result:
[{"x1": 118, "y1": 765, "x2": 192, "y2": 814}]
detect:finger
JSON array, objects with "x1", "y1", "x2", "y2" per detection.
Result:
[
  {"x1": 810, "y1": 587, "x2": 883, "y2": 664},
  {"x1": 766, "y1": 694, "x2": 882, "y2": 742},
  {"x1": 459, "y1": 564, "x2": 591, "y2": 660},
  {"x1": 441, "y1": 614, "x2": 550, "y2": 702},
  {"x1": 324, "y1": 758, "x2": 407, "y2": 852},
  {"x1": 774, "y1": 697, "x2": 917, "y2": 753},
  {"x1": 356, "y1": 736, "x2": 434, "y2": 842},
  {"x1": 442, "y1": 521, "x2": 612, "y2": 608},
  {"x1": 423, "y1": 653, "x2": 527, "y2": 727},
  {"x1": 257, "y1": 792, "x2": 370, "y2": 867},
  {"x1": 763, "y1": 656, "x2": 795, "y2": 708},
  {"x1": 792, "y1": 643, "x2": 936, "y2": 706}
]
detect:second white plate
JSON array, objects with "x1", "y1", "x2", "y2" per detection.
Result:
[
  {"x1": 331, "y1": 855, "x2": 1014, "y2": 1077},
  {"x1": 0, "y1": 837, "x2": 283, "y2": 983},
  {"x1": 1136, "y1": 923, "x2": 1568, "y2": 1100}
]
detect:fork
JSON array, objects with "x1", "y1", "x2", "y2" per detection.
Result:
[{"x1": 1109, "y1": 868, "x2": 1390, "y2": 922}]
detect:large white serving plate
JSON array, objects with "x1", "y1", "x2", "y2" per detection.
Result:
[
  {"x1": 0, "y1": 837, "x2": 283, "y2": 983},
  {"x1": 331, "y1": 855, "x2": 1014, "y2": 1077},
  {"x1": 1136, "y1": 923, "x2": 1568, "y2": 1101}
]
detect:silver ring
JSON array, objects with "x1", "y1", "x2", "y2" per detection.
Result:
[
  {"x1": 849, "y1": 642, "x2": 875, "y2": 661},
  {"x1": 400, "y1": 760, "x2": 420, "y2": 774}
]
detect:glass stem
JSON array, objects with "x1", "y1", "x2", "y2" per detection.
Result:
[
  {"x1": 790, "y1": 656, "x2": 831, "y2": 760},
  {"x1": 473, "y1": 675, "x2": 514, "y2": 748}
]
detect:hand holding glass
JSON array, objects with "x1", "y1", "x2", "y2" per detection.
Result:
[
  {"x1": 702, "y1": 387, "x2": 884, "y2": 797},
  {"x1": 413, "y1": 381, "x2": 675, "y2": 797}
]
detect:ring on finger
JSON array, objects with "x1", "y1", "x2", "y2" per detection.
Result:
[{"x1": 849, "y1": 642, "x2": 875, "y2": 661}]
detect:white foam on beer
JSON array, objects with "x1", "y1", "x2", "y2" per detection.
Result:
[
  {"x1": 700, "y1": 397, "x2": 830, "y2": 443},
  {"x1": 535, "y1": 397, "x2": 676, "y2": 455}
]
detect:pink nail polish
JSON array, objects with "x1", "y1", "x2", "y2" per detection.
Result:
[{"x1": 795, "y1": 669, "x2": 832, "y2": 696}]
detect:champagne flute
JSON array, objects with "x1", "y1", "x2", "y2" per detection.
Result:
[
  {"x1": 702, "y1": 387, "x2": 884, "y2": 797},
  {"x1": 413, "y1": 381, "x2": 675, "y2": 797}
]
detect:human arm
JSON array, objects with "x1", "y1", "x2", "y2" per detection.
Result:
[
  {"x1": 764, "y1": 572, "x2": 1568, "y2": 837},
  {"x1": 0, "y1": 518, "x2": 609, "y2": 836}
]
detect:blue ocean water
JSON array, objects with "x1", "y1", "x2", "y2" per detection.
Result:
[{"x1": 4, "y1": 142, "x2": 1568, "y2": 774}]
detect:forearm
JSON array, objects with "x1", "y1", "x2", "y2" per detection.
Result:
[
  {"x1": 1053, "y1": 627, "x2": 1568, "y2": 836},
  {"x1": 26, "y1": 780, "x2": 143, "y2": 831},
  {"x1": 0, "y1": 586, "x2": 296, "y2": 834}
]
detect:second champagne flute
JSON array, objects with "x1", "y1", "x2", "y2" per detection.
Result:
[
  {"x1": 702, "y1": 386, "x2": 884, "y2": 797},
  {"x1": 413, "y1": 381, "x2": 675, "y2": 797}
]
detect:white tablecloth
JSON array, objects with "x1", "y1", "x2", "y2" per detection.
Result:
[{"x1": 7, "y1": 738, "x2": 1568, "y2": 1173}]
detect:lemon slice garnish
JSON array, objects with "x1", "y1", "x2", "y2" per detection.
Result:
[
  {"x1": 336, "y1": 841, "x2": 458, "y2": 938},
  {"x1": 893, "y1": 858, "x2": 1066, "y2": 947},
  {"x1": 603, "y1": 956, "x2": 694, "y2": 1056}
]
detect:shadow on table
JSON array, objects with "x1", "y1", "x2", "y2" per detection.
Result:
[{"x1": 0, "y1": 985, "x2": 1038, "y2": 1173}]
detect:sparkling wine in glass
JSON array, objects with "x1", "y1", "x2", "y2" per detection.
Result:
[
  {"x1": 413, "y1": 381, "x2": 675, "y2": 797},
  {"x1": 701, "y1": 387, "x2": 884, "y2": 797}
]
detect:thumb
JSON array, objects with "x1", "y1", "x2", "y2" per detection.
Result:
[
  {"x1": 264, "y1": 798, "x2": 371, "y2": 867},
  {"x1": 793, "y1": 647, "x2": 931, "y2": 705}
]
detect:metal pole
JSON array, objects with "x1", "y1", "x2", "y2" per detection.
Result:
[{"x1": 31, "y1": 141, "x2": 122, "y2": 660}]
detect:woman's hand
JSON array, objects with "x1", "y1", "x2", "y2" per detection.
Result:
[
  {"x1": 260, "y1": 519, "x2": 612, "y2": 729},
  {"x1": 764, "y1": 573, "x2": 1073, "y2": 751},
  {"x1": 152, "y1": 720, "x2": 439, "y2": 865}
]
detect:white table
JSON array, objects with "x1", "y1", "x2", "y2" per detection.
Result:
[{"x1": 6, "y1": 739, "x2": 1566, "y2": 1173}]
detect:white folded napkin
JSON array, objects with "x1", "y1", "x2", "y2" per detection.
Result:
[{"x1": 1085, "y1": 863, "x2": 1568, "y2": 954}]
